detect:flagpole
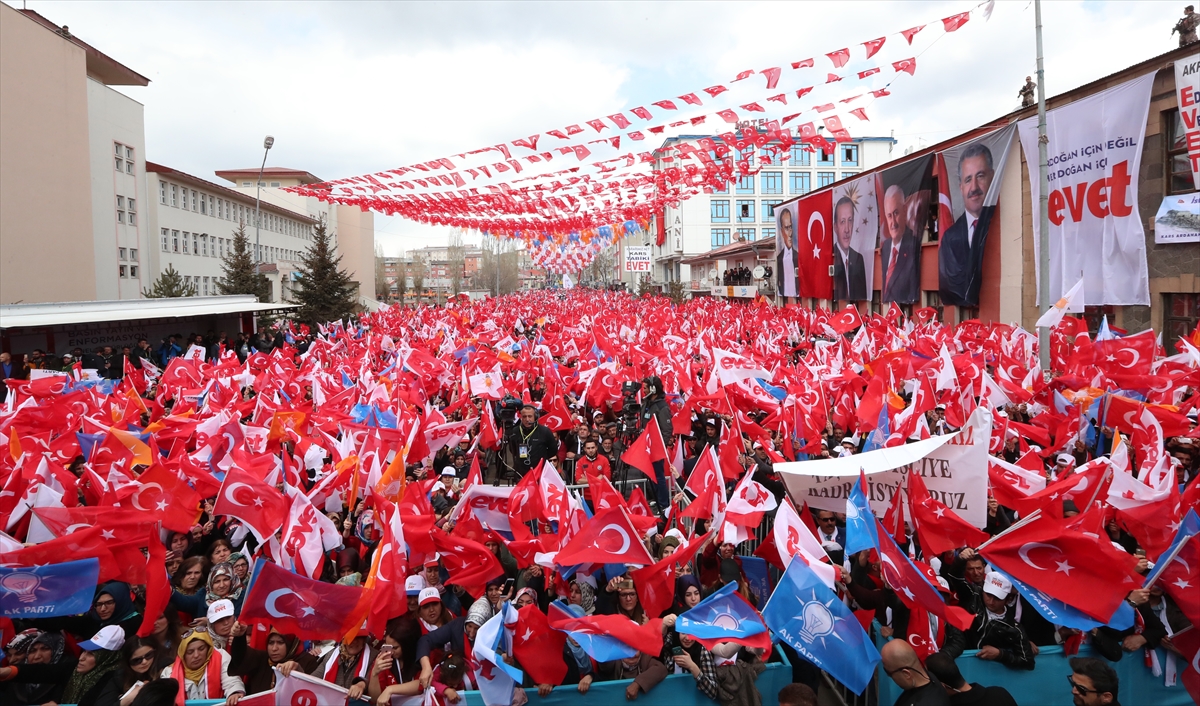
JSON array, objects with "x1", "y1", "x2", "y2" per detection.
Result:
[{"x1": 1035, "y1": 0, "x2": 1052, "y2": 372}]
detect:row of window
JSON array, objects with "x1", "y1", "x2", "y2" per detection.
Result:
[
  {"x1": 114, "y1": 142, "x2": 135, "y2": 175},
  {"x1": 118, "y1": 247, "x2": 139, "y2": 262},
  {"x1": 711, "y1": 170, "x2": 856, "y2": 196},
  {"x1": 118, "y1": 264, "x2": 140, "y2": 279},
  {"x1": 116, "y1": 195, "x2": 137, "y2": 225},
  {"x1": 709, "y1": 226, "x2": 779, "y2": 247},
  {"x1": 729, "y1": 143, "x2": 859, "y2": 168},
  {"x1": 159, "y1": 228, "x2": 300, "y2": 264},
  {"x1": 710, "y1": 199, "x2": 786, "y2": 224},
  {"x1": 158, "y1": 180, "x2": 310, "y2": 240}
]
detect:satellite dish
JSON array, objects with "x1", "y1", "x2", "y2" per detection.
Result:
[
  {"x1": 752, "y1": 266, "x2": 765, "y2": 279},
  {"x1": 708, "y1": 268, "x2": 718, "y2": 280}
]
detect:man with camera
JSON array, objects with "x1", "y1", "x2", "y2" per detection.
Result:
[
  {"x1": 505, "y1": 404, "x2": 559, "y2": 479},
  {"x1": 638, "y1": 376, "x2": 674, "y2": 511}
]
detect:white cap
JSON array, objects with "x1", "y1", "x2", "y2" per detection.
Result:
[
  {"x1": 442, "y1": 466, "x2": 457, "y2": 477},
  {"x1": 431, "y1": 481, "x2": 447, "y2": 493},
  {"x1": 983, "y1": 571, "x2": 1012, "y2": 599},
  {"x1": 78, "y1": 625, "x2": 125, "y2": 652},
  {"x1": 405, "y1": 574, "x2": 428, "y2": 596},
  {"x1": 419, "y1": 587, "x2": 442, "y2": 606},
  {"x1": 840, "y1": 437, "x2": 855, "y2": 446},
  {"x1": 1056, "y1": 454, "x2": 1073, "y2": 465},
  {"x1": 207, "y1": 599, "x2": 235, "y2": 624}
]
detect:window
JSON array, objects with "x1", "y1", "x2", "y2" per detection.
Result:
[
  {"x1": 191, "y1": 190, "x2": 198, "y2": 211},
  {"x1": 118, "y1": 247, "x2": 127, "y2": 260},
  {"x1": 1168, "y1": 110, "x2": 1195, "y2": 195},
  {"x1": 817, "y1": 171, "x2": 836, "y2": 188},
  {"x1": 736, "y1": 148, "x2": 755, "y2": 166},
  {"x1": 113, "y1": 142, "x2": 123, "y2": 172},
  {"x1": 170, "y1": 184, "x2": 178, "y2": 207},
  {"x1": 790, "y1": 145, "x2": 811, "y2": 166},
  {"x1": 161, "y1": 228, "x2": 169, "y2": 251},
  {"x1": 711, "y1": 199, "x2": 730, "y2": 223},
  {"x1": 172, "y1": 230, "x2": 180, "y2": 252},
  {"x1": 159, "y1": 181, "x2": 167, "y2": 204},
  {"x1": 841, "y1": 172, "x2": 858, "y2": 181},
  {"x1": 116, "y1": 196, "x2": 125, "y2": 223},
  {"x1": 130, "y1": 265, "x2": 138, "y2": 278},
  {"x1": 736, "y1": 175, "x2": 755, "y2": 194},
  {"x1": 711, "y1": 228, "x2": 731, "y2": 247},
  {"x1": 818, "y1": 148, "x2": 835, "y2": 166},
  {"x1": 270, "y1": 181, "x2": 281, "y2": 187},
  {"x1": 841, "y1": 144, "x2": 860, "y2": 166},
  {"x1": 790, "y1": 172, "x2": 811, "y2": 194},
  {"x1": 129, "y1": 248, "x2": 138, "y2": 261},
  {"x1": 1165, "y1": 293, "x2": 1200, "y2": 351},
  {"x1": 182, "y1": 232, "x2": 190, "y2": 254},
  {"x1": 761, "y1": 199, "x2": 782, "y2": 222},
  {"x1": 761, "y1": 227, "x2": 776, "y2": 239},
  {"x1": 209, "y1": 196, "x2": 215, "y2": 216},
  {"x1": 203, "y1": 277, "x2": 210, "y2": 296},
  {"x1": 737, "y1": 227, "x2": 756, "y2": 241},
  {"x1": 925, "y1": 291, "x2": 943, "y2": 322},
  {"x1": 201, "y1": 234, "x2": 208, "y2": 257},
  {"x1": 242, "y1": 181, "x2": 252, "y2": 187},
  {"x1": 127, "y1": 198, "x2": 136, "y2": 225},
  {"x1": 192, "y1": 233, "x2": 199, "y2": 255},
  {"x1": 761, "y1": 171, "x2": 783, "y2": 194},
  {"x1": 125, "y1": 146, "x2": 134, "y2": 174},
  {"x1": 736, "y1": 200, "x2": 755, "y2": 223},
  {"x1": 119, "y1": 265, "x2": 128, "y2": 278},
  {"x1": 200, "y1": 195, "x2": 207, "y2": 215}
]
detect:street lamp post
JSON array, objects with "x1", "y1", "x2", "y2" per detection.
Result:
[
  {"x1": 254, "y1": 135, "x2": 274, "y2": 265},
  {"x1": 1034, "y1": 1, "x2": 1051, "y2": 372}
]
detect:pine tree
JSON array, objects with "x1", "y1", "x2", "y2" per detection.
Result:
[
  {"x1": 143, "y1": 264, "x2": 197, "y2": 298},
  {"x1": 216, "y1": 224, "x2": 271, "y2": 302},
  {"x1": 289, "y1": 216, "x2": 357, "y2": 324}
]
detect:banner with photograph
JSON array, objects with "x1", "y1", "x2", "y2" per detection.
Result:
[
  {"x1": 935, "y1": 125, "x2": 1017, "y2": 307},
  {"x1": 777, "y1": 408, "x2": 992, "y2": 528},
  {"x1": 1018, "y1": 74, "x2": 1153, "y2": 306},
  {"x1": 774, "y1": 201, "x2": 799, "y2": 299},
  {"x1": 876, "y1": 155, "x2": 935, "y2": 304},
  {"x1": 1154, "y1": 192, "x2": 1200, "y2": 243},
  {"x1": 1175, "y1": 52, "x2": 1200, "y2": 191},
  {"x1": 830, "y1": 175, "x2": 877, "y2": 303}
]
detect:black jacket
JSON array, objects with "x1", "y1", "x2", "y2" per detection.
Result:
[
  {"x1": 640, "y1": 396, "x2": 673, "y2": 444},
  {"x1": 964, "y1": 609, "x2": 1035, "y2": 670},
  {"x1": 506, "y1": 421, "x2": 558, "y2": 476},
  {"x1": 948, "y1": 683, "x2": 1018, "y2": 706}
]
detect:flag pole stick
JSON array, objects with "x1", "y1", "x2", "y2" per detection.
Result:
[
  {"x1": 1034, "y1": 0, "x2": 1052, "y2": 372},
  {"x1": 977, "y1": 508, "x2": 1042, "y2": 552}
]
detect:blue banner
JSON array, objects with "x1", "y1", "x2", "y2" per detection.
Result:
[
  {"x1": 843, "y1": 475, "x2": 879, "y2": 557},
  {"x1": 0, "y1": 558, "x2": 100, "y2": 618},
  {"x1": 741, "y1": 555, "x2": 771, "y2": 608}
]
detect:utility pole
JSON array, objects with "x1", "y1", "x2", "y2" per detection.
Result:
[
  {"x1": 1035, "y1": 0, "x2": 1051, "y2": 372},
  {"x1": 254, "y1": 136, "x2": 274, "y2": 264}
]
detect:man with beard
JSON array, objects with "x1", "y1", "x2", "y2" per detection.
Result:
[
  {"x1": 832, "y1": 196, "x2": 867, "y2": 301},
  {"x1": 939, "y1": 143, "x2": 996, "y2": 307}
]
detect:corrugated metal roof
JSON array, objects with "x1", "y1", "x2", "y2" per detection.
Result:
[{"x1": 1, "y1": 296, "x2": 297, "y2": 330}]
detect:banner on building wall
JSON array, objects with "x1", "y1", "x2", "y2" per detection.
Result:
[
  {"x1": 623, "y1": 246, "x2": 652, "y2": 273},
  {"x1": 773, "y1": 201, "x2": 799, "y2": 298},
  {"x1": 1174, "y1": 53, "x2": 1200, "y2": 191},
  {"x1": 1154, "y1": 192, "x2": 1200, "y2": 243},
  {"x1": 830, "y1": 175, "x2": 877, "y2": 303},
  {"x1": 1018, "y1": 74, "x2": 1154, "y2": 307},
  {"x1": 796, "y1": 190, "x2": 833, "y2": 299},
  {"x1": 876, "y1": 155, "x2": 935, "y2": 305},
  {"x1": 777, "y1": 407, "x2": 992, "y2": 528},
  {"x1": 936, "y1": 126, "x2": 1017, "y2": 308}
]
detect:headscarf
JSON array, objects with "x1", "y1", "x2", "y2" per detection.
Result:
[
  {"x1": 178, "y1": 630, "x2": 215, "y2": 685},
  {"x1": 657, "y1": 535, "x2": 681, "y2": 560},
  {"x1": 12, "y1": 631, "x2": 65, "y2": 704},
  {"x1": 229, "y1": 552, "x2": 249, "y2": 574},
  {"x1": 4, "y1": 628, "x2": 40, "y2": 657},
  {"x1": 513, "y1": 587, "x2": 538, "y2": 607},
  {"x1": 267, "y1": 629, "x2": 303, "y2": 665},
  {"x1": 673, "y1": 575, "x2": 702, "y2": 614},
  {"x1": 571, "y1": 579, "x2": 596, "y2": 615},
  {"x1": 61, "y1": 648, "x2": 122, "y2": 704},
  {"x1": 466, "y1": 596, "x2": 494, "y2": 627},
  {"x1": 92, "y1": 581, "x2": 139, "y2": 627},
  {"x1": 205, "y1": 562, "x2": 244, "y2": 604}
]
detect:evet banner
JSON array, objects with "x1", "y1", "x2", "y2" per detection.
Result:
[
  {"x1": 1175, "y1": 53, "x2": 1200, "y2": 190},
  {"x1": 1018, "y1": 74, "x2": 1153, "y2": 306},
  {"x1": 624, "y1": 246, "x2": 652, "y2": 272},
  {"x1": 776, "y1": 408, "x2": 991, "y2": 528}
]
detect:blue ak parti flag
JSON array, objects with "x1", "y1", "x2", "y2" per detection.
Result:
[
  {"x1": 862, "y1": 407, "x2": 889, "y2": 453},
  {"x1": 763, "y1": 555, "x2": 881, "y2": 695},
  {"x1": 843, "y1": 474, "x2": 879, "y2": 557},
  {"x1": 1145, "y1": 509, "x2": 1200, "y2": 588},
  {"x1": 990, "y1": 567, "x2": 1134, "y2": 632},
  {"x1": 676, "y1": 580, "x2": 767, "y2": 641},
  {"x1": 0, "y1": 558, "x2": 100, "y2": 618}
]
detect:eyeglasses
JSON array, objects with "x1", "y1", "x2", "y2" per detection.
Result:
[
  {"x1": 1067, "y1": 676, "x2": 1098, "y2": 695},
  {"x1": 94, "y1": 598, "x2": 116, "y2": 608},
  {"x1": 129, "y1": 652, "x2": 156, "y2": 665},
  {"x1": 181, "y1": 626, "x2": 209, "y2": 639},
  {"x1": 618, "y1": 592, "x2": 638, "y2": 599}
]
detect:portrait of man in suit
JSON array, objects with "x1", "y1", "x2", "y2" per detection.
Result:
[
  {"x1": 775, "y1": 204, "x2": 798, "y2": 299},
  {"x1": 832, "y1": 196, "x2": 867, "y2": 301},
  {"x1": 880, "y1": 184, "x2": 921, "y2": 303},
  {"x1": 938, "y1": 143, "x2": 996, "y2": 307}
]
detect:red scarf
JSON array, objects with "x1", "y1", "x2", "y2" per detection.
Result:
[
  {"x1": 322, "y1": 646, "x2": 370, "y2": 683},
  {"x1": 169, "y1": 651, "x2": 224, "y2": 704}
]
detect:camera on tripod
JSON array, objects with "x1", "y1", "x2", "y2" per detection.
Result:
[
  {"x1": 495, "y1": 396, "x2": 523, "y2": 431},
  {"x1": 619, "y1": 381, "x2": 641, "y2": 438}
]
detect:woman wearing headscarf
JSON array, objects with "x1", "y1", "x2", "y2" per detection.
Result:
[
  {"x1": 568, "y1": 576, "x2": 597, "y2": 615},
  {"x1": 91, "y1": 581, "x2": 143, "y2": 637},
  {"x1": 228, "y1": 552, "x2": 251, "y2": 583},
  {"x1": 161, "y1": 628, "x2": 245, "y2": 703},
  {"x1": 170, "y1": 561, "x2": 245, "y2": 618},
  {"x1": 227, "y1": 622, "x2": 317, "y2": 695},
  {"x1": 0, "y1": 626, "x2": 125, "y2": 706},
  {"x1": 667, "y1": 575, "x2": 703, "y2": 618}
]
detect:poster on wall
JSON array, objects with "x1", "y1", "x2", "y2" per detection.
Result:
[
  {"x1": 1154, "y1": 192, "x2": 1200, "y2": 243},
  {"x1": 774, "y1": 201, "x2": 799, "y2": 298},
  {"x1": 1175, "y1": 53, "x2": 1200, "y2": 191},
  {"x1": 830, "y1": 175, "x2": 877, "y2": 302},
  {"x1": 876, "y1": 155, "x2": 935, "y2": 305},
  {"x1": 936, "y1": 125, "x2": 1017, "y2": 308},
  {"x1": 796, "y1": 190, "x2": 833, "y2": 299},
  {"x1": 1017, "y1": 74, "x2": 1153, "y2": 306}
]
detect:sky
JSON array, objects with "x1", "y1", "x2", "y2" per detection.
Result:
[{"x1": 14, "y1": 0, "x2": 1184, "y2": 254}]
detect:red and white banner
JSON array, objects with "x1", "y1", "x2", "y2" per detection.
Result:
[
  {"x1": 1175, "y1": 53, "x2": 1200, "y2": 191},
  {"x1": 1018, "y1": 74, "x2": 1153, "y2": 306}
]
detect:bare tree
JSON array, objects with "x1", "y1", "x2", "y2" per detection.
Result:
[
  {"x1": 583, "y1": 244, "x2": 618, "y2": 286},
  {"x1": 394, "y1": 249, "x2": 407, "y2": 305},
  {"x1": 479, "y1": 234, "x2": 520, "y2": 296},
  {"x1": 374, "y1": 242, "x2": 390, "y2": 301},
  {"x1": 447, "y1": 229, "x2": 466, "y2": 297},
  {"x1": 410, "y1": 253, "x2": 427, "y2": 303}
]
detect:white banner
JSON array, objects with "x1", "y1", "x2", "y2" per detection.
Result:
[
  {"x1": 1018, "y1": 74, "x2": 1154, "y2": 307},
  {"x1": 624, "y1": 246, "x2": 652, "y2": 272},
  {"x1": 1154, "y1": 192, "x2": 1200, "y2": 243},
  {"x1": 1175, "y1": 53, "x2": 1200, "y2": 191},
  {"x1": 777, "y1": 408, "x2": 992, "y2": 528}
]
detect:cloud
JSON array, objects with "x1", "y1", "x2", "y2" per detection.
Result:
[{"x1": 18, "y1": 0, "x2": 1183, "y2": 254}]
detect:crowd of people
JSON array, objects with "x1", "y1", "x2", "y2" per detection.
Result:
[{"x1": 0, "y1": 289, "x2": 1197, "y2": 706}]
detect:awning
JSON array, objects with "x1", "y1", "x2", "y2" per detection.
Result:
[{"x1": 1, "y1": 295, "x2": 297, "y2": 330}]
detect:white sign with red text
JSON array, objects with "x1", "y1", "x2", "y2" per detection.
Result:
[
  {"x1": 624, "y1": 246, "x2": 652, "y2": 272},
  {"x1": 1175, "y1": 53, "x2": 1200, "y2": 191},
  {"x1": 1018, "y1": 73, "x2": 1153, "y2": 306}
]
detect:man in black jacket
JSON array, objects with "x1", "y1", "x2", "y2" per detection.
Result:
[
  {"x1": 506, "y1": 404, "x2": 558, "y2": 479},
  {"x1": 925, "y1": 652, "x2": 1017, "y2": 705},
  {"x1": 638, "y1": 376, "x2": 673, "y2": 512},
  {"x1": 963, "y1": 573, "x2": 1035, "y2": 671}
]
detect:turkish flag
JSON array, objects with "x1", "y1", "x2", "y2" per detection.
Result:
[
  {"x1": 27, "y1": 506, "x2": 158, "y2": 545},
  {"x1": 893, "y1": 58, "x2": 917, "y2": 76},
  {"x1": 876, "y1": 517, "x2": 973, "y2": 631},
  {"x1": 773, "y1": 500, "x2": 836, "y2": 586},
  {"x1": 213, "y1": 467, "x2": 288, "y2": 544},
  {"x1": 1093, "y1": 331, "x2": 1155, "y2": 377},
  {"x1": 0, "y1": 525, "x2": 121, "y2": 582},
  {"x1": 137, "y1": 527, "x2": 170, "y2": 637},
  {"x1": 281, "y1": 490, "x2": 342, "y2": 580},
  {"x1": 513, "y1": 605, "x2": 567, "y2": 685},
  {"x1": 1174, "y1": 628, "x2": 1200, "y2": 706},
  {"x1": 620, "y1": 416, "x2": 669, "y2": 474},
  {"x1": 980, "y1": 514, "x2": 1141, "y2": 621},
  {"x1": 124, "y1": 465, "x2": 201, "y2": 533},
  {"x1": 829, "y1": 305, "x2": 862, "y2": 335},
  {"x1": 987, "y1": 457, "x2": 1047, "y2": 510},
  {"x1": 862, "y1": 37, "x2": 886, "y2": 58},
  {"x1": 555, "y1": 505, "x2": 655, "y2": 567},
  {"x1": 796, "y1": 189, "x2": 833, "y2": 298},
  {"x1": 901, "y1": 25, "x2": 925, "y2": 44},
  {"x1": 1012, "y1": 458, "x2": 1111, "y2": 517},
  {"x1": 907, "y1": 471, "x2": 988, "y2": 555},
  {"x1": 365, "y1": 507, "x2": 409, "y2": 636},
  {"x1": 430, "y1": 530, "x2": 503, "y2": 597},
  {"x1": 941, "y1": 12, "x2": 970, "y2": 32},
  {"x1": 826, "y1": 48, "x2": 850, "y2": 68},
  {"x1": 547, "y1": 601, "x2": 664, "y2": 656},
  {"x1": 630, "y1": 530, "x2": 711, "y2": 619},
  {"x1": 275, "y1": 669, "x2": 350, "y2": 705},
  {"x1": 240, "y1": 558, "x2": 370, "y2": 641}
]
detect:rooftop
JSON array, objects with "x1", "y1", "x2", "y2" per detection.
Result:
[
  {"x1": 147, "y1": 162, "x2": 316, "y2": 223},
  {"x1": 0, "y1": 295, "x2": 297, "y2": 330},
  {"x1": 215, "y1": 168, "x2": 324, "y2": 185},
  {"x1": 17, "y1": 9, "x2": 150, "y2": 87}
]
